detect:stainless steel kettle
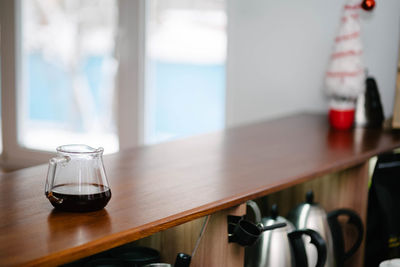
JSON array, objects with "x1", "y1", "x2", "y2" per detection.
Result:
[
  {"x1": 288, "y1": 191, "x2": 364, "y2": 267},
  {"x1": 245, "y1": 204, "x2": 327, "y2": 267}
]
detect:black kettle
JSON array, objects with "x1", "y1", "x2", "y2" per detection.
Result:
[{"x1": 288, "y1": 191, "x2": 364, "y2": 267}]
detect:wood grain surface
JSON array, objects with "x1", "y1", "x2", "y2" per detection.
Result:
[{"x1": 1, "y1": 113, "x2": 400, "y2": 266}]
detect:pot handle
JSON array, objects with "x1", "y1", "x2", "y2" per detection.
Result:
[
  {"x1": 45, "y1": 156, "x2": 70, "y2": 204},
  {"x1": 288, "y1": 229, "x2": 327, "y2": 267},
  {"x1": 246, "y1": 200, "x2": 262, "y2": 223},
  {"x1": 327, "y1": 208, "x2": 364, "y2": 265}
]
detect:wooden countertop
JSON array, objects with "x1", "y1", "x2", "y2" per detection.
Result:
[{"x1": 1, "y1": 113, "x2": 400, "y2": 266}]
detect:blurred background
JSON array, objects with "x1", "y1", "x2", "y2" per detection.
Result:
[
  {"x1": 0, "y1": 0, "x2": 399, "y2": 169},
  {"x1": 17, "y1": 0, "x2": 226, "y2": 152}
]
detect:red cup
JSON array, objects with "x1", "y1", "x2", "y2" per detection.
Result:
[{"x1": 329, "y1": 108, "x2": 355, "y2": 130}]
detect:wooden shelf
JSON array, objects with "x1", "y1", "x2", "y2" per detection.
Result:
[{"x1": 1, "y1": 113, "x2": 400, "y2": 266}]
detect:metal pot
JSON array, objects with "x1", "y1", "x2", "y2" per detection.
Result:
[
  {"x1": 245, "y1": 204, "x2": 327, "y2": 267},
  {"x1": 288, "y1": 191, "x2": 364, "y2": 267}
]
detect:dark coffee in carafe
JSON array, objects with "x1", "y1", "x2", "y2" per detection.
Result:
[{"x1": 46, "y1": 183, "x2": 111, "y2": 212}]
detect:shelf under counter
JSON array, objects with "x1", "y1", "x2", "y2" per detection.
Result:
[{"x1": 1, "y1": 113, "x2": 400, "y2": 266}]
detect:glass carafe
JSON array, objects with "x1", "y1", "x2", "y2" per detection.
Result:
[{"x1": 45, "y1": 144, "x2": 111, "y2": 212}]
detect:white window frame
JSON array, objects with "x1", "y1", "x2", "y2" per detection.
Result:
[{"x1": 0, "y1": 0, "x2": 146, "y2": 169}]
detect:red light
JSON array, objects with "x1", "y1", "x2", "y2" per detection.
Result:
[{"x1": 361, "y1": 0, "x2": 376, "y2": 11}]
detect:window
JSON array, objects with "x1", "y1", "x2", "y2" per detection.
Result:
[
  {"x1": 0, "y1": 0, "x2": 226, "y2": 169},
  {"x1": 1, "y1": 0, "x2": 139, "y2": 168},
  {"x1": 19, "y1": 0, "x2": 119, "y2": 153},
  {"x1": 145, "y1": 0, "x2": 226, "y2": 144}
]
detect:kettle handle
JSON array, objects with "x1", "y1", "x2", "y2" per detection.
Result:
[
  {"x1": 288, "y1": 229, "x2": 327, "y2": 267},
  {"x1": 246, "y1": 200, "x2": 262, "y2": 223},
  {"x1": 327, "y1": 209, "x2": 364, "y2": 265}
]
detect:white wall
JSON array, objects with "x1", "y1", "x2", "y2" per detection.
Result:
[{"x1": 226, "y1": 0, "x2": 400, "y2": 127}]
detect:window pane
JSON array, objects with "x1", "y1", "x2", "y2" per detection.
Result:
[
  {"x1": 19, "y1": 0, "x2": 118, "y2": 153},
  {"x1": 145, "y1": 0, "x2": 226, "y2": 144}
]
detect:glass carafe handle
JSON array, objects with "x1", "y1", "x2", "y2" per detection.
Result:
[{"x1": 45, "y1": 156, "x2": 70, "y2": 204}]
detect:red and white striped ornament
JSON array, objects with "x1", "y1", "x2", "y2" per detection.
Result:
[{"x1": 326, "y1": 0, "x2": 365, "y2": 102}]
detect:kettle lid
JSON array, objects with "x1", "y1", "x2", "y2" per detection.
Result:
[
  {"x1": 306, "y1": 190, "x2": 315, "y2": 204},
  {"x1": 261, "y1": 204, "x2": 295, "y2": 232},
  {"x1": 271, "y1": 203, "x2": 279, "y2": 219},
  {"x1": 288, "y1": 190, "x2": 329, "y2": 229}
]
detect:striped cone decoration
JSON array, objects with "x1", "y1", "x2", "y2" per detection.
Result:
[{"x1": 326, "y1": 0, "x2": 365, "y2": 103}]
